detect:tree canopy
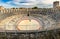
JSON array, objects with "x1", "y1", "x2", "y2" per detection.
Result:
[{"x1": 32, "y1": 7, "x2": 38, "y2": 9}]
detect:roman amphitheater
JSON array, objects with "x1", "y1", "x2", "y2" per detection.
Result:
[{"x1": 0, "y1": 1, "x2": 60, "y2": 39}]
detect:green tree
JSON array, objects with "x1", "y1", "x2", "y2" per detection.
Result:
[{"x1": 32, "y1": 7, "x2": 38, "y2": 9}]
